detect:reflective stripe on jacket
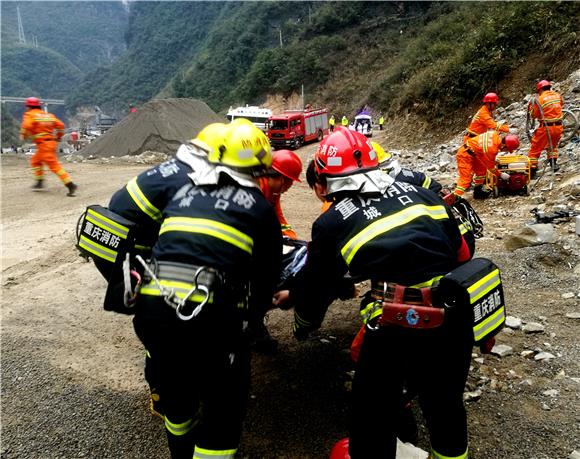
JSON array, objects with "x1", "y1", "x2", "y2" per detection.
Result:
[
  {"x1": 529, "y1": 90, "x2": 564, "y2": 123},
  {"x1": 466, "y1": 105, "x2": 508, "y2": 137},
  {"x1": 290, "y1": 181, "x2": 463, "y2": 329},
  {"x1": 20, "y1": 108, "x2": 65, "y2": 143}
]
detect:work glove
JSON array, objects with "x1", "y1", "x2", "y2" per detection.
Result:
[
  {"x1": 479, "y1": 336, "x2": 496, "y2": 354},
  {"x1": 499, "y1": 172, "x2": 510, "y2": 181},
  {"x1": 442, "y1": 192, "x2": 459, "y2": 206}
]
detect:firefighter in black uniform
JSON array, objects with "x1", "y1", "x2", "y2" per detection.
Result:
[
  {"x1": 274, "y1": 129, "x2": 474, "y2": 459},
  {"x1": 372, "y1": 139, "x2": 478, "y2": 260},
  {"x1": 108, "y1": 119, "x2": 282, "y2": 459},
  {"x1": 372, "y1": 140, "x2": 443, "y2": 194}
]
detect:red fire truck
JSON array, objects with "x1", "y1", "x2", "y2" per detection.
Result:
[{"x1": 268, "y1": 108, "x2": 329, "y2": 149}]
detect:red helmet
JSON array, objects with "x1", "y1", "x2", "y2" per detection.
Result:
[
  {"x1": 536, "y1": 80, "x2": 551, "y2": 93},
  {"x1": 329, "y1": 438, "x2": 351, "y2": 459},
  {"x1": 503, "y1": 134, "x2": 520, "y2": 152},
  {"x1": 483, "y1": 92, "x2": 499, "y2": 104},
  {"x1": 25, "y1": 97, "x2": 42, "y2": 107},
  {"x1": 272, "y1": 149, "x2": 302, "y2": 182},
  {"x1": 314, "y1": 129, "x2": 377, "y2": 177}
]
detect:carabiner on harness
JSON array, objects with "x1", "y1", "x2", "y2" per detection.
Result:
[
  {"x1": 123, "y1": 253, "x2": 142, "y2": 307},
  {"x1": 173, "y1": 266, "x2": 212, "y2": 321},
  {"x1": 135, "y1": 256, "x2": 214, "y2": 321},
  {"x1": 366, "y1": 281, "x2": 388, "y2": 331}
]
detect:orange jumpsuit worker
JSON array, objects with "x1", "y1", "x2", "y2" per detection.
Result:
[
  {"x1": 20, "y1": 97, "x2": 78, "y2": 196},
  {"x1": 527, "y1": 79, "x2": 564, "y2": 177},
  {"x1": 251, "y1": 149, "x2": 303, "y2": 352},
  {"x1": 259, "y1": 149, "x2": 303, "y2": 239},
  {"x1": 451, "y1": 131, "x2": 520, "y2": 201},
  {"x1": 464, "y1": 92, "x2": 509, "y2": 142}
]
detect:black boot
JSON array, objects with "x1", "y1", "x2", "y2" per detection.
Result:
[
  {"x1": 32, "y1": 180, "x2": 44, "y2": 190},
  {"x1": 473, "y1": 185, "x2": 491, "y2": 200},
  {"x1": 549, "y1": 159, "x2": 560, "y2": 172},
  {"x1": 530, "y1": 168, "x2": 537, "y2": 179},
  {"x1": 66, "y1": 182, "x2": 78, "y2": 197}
]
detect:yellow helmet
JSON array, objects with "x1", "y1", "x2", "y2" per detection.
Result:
[
  {"x1": 208, "y1": 121, "x2": 272, "y2": 169},
  {"x1": 192, "y1": 123, "x2": 229, "y2": 155},
  {"x1": 371, "y1": 141, "x2": 392, "y2": 165}
]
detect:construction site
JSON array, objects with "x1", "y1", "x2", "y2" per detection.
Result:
[{"x1": 2, "y1": 61, "x2": 580, "y2": 458}]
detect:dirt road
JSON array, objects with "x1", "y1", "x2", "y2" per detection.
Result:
[{"x1": 1, "y1": 147, "x2": 579, "y2": 459}]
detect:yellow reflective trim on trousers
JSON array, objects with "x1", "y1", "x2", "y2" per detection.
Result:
[
  {"x1": 459, "y1": 222, "x2": 469, "y2": 235},
  {"x1": 474, "y1": 306, "x2": 505, "y2": 341},
  {"x1": 160, "y1": 217, "x2": 253, "y2": 255},
  {"x1": 78, "y1": 235, "x2": 117, "y2": 262},
  {"x1": 341, "y1": 205, "x2": 449, "y2": 266},
  {"x1": 430, "y1": 447, "x2": 469, "y2": 459},
  {"x1": 421, "y1": 176, "x2": 432, "y2": 189},
  {"x1": 164, "y1": 417, "x2": 195, "y2": 436},
  {"x1": 140, "y1": 280, "x2": 214, "y2": 303},
  {"x1": 360, "y1": 300, "x2": 382, "y2": 324},
  {"x1": 193, "y1": 446, "x2": 237, "y2": 459},
  {"x1": 468, "y1": 269, "x2": 500, "y2": 303},
  {"x1": 126, "y1": 177, "x2": 162, "y2": 223},
  {"x1": 86, "y1": 209, "x2": 130, "y2": 239}
]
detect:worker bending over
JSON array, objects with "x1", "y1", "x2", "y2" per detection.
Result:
[
  {"x1": 450, "y1": 131, "x2": 520, "y2": 202},
  {"x1": 107, "y1": 119, "x2": 282, "y2": 459},
  {"x1": 274, "y1": 128, "x2": 476, "y2": 459}
]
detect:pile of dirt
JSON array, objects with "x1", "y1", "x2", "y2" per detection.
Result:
[{"x1": 78, "y1": 98, "x2": 223, "y2": 157}]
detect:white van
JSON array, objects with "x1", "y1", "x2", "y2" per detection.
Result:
[{"x1": 226, "y1": 105, "x2": 272, "y2": 132}]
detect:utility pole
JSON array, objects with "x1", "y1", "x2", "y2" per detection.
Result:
[
  {"x1": 279, "y1": 29, "x2": 283, "y2": 48},
  {"x1": 17, "y1": 6, "x2": 26, "y2": 44},
  {"x1": 301, "y1": 84, "x2": 304, "y2": 110}
]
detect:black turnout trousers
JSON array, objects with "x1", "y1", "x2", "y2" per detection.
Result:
[
  {"x1": 349, "y1": 316, "x2": 473, "y2": 459},
  {"x1": 133, "y1": 295, "x2": 251, "y2": 459}
]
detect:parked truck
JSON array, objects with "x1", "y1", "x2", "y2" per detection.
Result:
[{"x1": 268, "y1": 108, "x2": 329, "y2": 149}]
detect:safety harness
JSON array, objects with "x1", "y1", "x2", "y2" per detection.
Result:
[
  {"x1": 365, "y1": 282, "x2": 445, "y2": 330},
  {"x1": 137, "y1": 256, "x2": 248, "y2": 321},
  {"x1": 361, "y1": 258, "x2": 506, "y2": 345}
]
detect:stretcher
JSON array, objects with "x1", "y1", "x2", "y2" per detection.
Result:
[{"x1": 486, "y1": 154, "x2": 531, "y2": 197}]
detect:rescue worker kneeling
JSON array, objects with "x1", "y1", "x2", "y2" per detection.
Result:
[
  {"x1": 274, "y1": 129, "x2": 476, "y2": 459},
  {"x1": 107, "y1": 120, "x2": 282, "y2": 459}
]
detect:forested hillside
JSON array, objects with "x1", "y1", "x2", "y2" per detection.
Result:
[
  {"x1": 66, "y1": 2, "x2": 579, "y2": 128},
  {"x1": 1, "y1": 1, "x2": 128, "y2": 128},
  {"x1": 1, "y1": 2, "x2": 127, "y2": 75}
]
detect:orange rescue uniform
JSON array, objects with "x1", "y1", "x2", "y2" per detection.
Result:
[
  {"x1": 464, "y1": 105, "x2": 509, "y2": 141},
  {"x1": 454, "y1": 131, "x2": 503, "y2": 197},
  {"x1": 257, "y1": 177, "x2": 297, "y2": 239},
  {"x1": 528, "y1": 89, "x2": 564, "y2": 169},
  {"x1": 20, "y1": 108, "x2": 71, "y2": 185}
]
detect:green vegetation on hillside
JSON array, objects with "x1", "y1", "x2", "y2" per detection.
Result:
[
  {"x1": 7, "y1": 1, "x2": 577, "y2": 129},
  {"x1": 66, "y1": 2, "x2": 225, "y2": 115},
  {"x1": 368, "y1": 2, "x2": 580, "y2": 119},
  {"x1": 1, "y1": 2, "x2": 127, "y2": 73}
]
